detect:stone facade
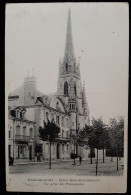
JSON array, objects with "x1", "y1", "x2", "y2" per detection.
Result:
[{"x1": 8, "y1": 107, "x2": 35, "y2": 163}]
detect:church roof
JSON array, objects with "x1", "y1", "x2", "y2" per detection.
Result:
[
  {"x1": 36, "y1": 93, "x2": 67, "y2": 112},
  {"x1": 36, "y1": 93, "x2": 57, "y2": 107}
]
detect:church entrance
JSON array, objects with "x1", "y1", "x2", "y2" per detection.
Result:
[{"x1": 57, "y1": 143, "x2": 60, "y2": 159}]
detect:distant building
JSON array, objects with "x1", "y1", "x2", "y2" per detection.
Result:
[{"x1": 8, "y1": 10, "x2": 90, "y2": 162}]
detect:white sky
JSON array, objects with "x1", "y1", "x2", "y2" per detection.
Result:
[{"x1": 5, "y1": 3, "x2": 129, "y2": 123}]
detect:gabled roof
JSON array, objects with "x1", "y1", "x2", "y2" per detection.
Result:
[
  {"x1": 36, "y1": 93, "x2": 57, "y2": 107},
  {"x1": 36, "y1": 93, "x2": 67, "y2": 113}
]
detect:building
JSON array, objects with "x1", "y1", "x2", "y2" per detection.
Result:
[
  {"x1": 8, "y1": 106, "x2": 35, "y2": 163},
  {"x1": 8, "y1": 9, "x2": 90, "y2": 161}
]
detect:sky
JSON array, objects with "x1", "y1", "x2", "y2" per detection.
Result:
[{"x1": 5, "y1": 3, "x2": 129, "y2": 123}]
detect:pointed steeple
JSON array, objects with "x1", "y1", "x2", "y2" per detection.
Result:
[
  {"x1": 57, "y1": 58, "x2": 61, "y2": 92},
  {"x1": 59, "y1": 58, "x2": 61, "y2": 75},
  {"x1": 64, "y1": 9, "x2": 75, "y2": 64},
  {"x1": 82, "y1": 82, "x2": 87, "y2": 107}
]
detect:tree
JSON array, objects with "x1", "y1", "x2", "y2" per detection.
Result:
[
  {"x1": 91, "y1": 117, "x2": 106, "y2": 175},
  {"x1": 70, "y1": 129, "x2": 86, "y2": 165},
  {"x1": 81, "y1": 124, "x2": 94, "y2": 164},
  {"x1": 99, "y1": 126, "x2": 109, "y2": 163},
  {"x1": 108, "y1": 116, "x2": 124, "y2": 171},
  {"x1": 38, "y1": 119, "x2": 60, "y2": 169},
  {"x1": 70, "y1": 133, "x2": 78, "y2": 165}
]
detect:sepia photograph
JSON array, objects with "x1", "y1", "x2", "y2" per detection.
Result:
[{"x1": 5, "y1": 2, "x2": 128, "y2": 193}]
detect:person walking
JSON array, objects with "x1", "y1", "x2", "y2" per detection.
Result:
[{"x1": 79, "y1": 155, "x2": 82, "y2": 164}]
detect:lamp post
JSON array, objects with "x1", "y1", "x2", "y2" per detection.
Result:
[
  {"x1": 74, "y1": 141, "x2": 76, "y2": 165},
  {"x1": 13, "y1": 119, "x2": 15, "y2": 161},
  {"x1": 47, "y1": 135, "x2": 51, "y2": 169}
]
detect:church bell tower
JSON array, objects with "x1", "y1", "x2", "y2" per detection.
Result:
[{"x1": 57, "y1": 9, "x2": 89, "y2": 132}]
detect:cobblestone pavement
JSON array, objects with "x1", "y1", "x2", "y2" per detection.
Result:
[{"x1": 9, "y1": 157, "x2": 124, "y2": 176}]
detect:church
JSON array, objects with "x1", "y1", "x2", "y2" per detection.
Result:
[{"x1": 8, "y1": 9, "x2": 90, "y2": 162}]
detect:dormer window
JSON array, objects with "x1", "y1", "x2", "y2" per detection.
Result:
[
  {"x1": 10, "y1": 109, "x2": 16, "y2": 117},
  {"x1": 16, "y1": 110, "x2": 20, "y2": 118},
  {"x1": 20, "y1": 111, "x2": 22, "y2": 119},
  {"x1": 22, "y1": 111, "x2": 25, "y2": 119}
]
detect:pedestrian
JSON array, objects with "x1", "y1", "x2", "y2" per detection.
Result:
[
  {"x1": 79, "y1": 155, "x2": 82, "y2": 164},
  {"x1": 9, "y1": 155, "x2": 14, "y2": 166}
]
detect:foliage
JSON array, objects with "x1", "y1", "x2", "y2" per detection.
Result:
[
  {"x1": 108, "y1": 116, "x2": 124, "y2": 153},
  {"x1": 91, "y1": 117, "x2": 107, "y2": 149},
  {"x1": 38, "y1": 119, "x2": 60, "y2": 169},
  {"x1": 80, "y1": 118, "x2": 108, "y2": 149},
  {"x1": 38, "y1": 119, "x2": 60, "y2": 143}
]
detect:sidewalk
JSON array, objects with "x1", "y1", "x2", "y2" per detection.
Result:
[{"x1": 13, "y1": 158, "x2": 87, "y2": 165}]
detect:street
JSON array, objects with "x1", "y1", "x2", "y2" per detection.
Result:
[{"x1": 9, "y1": 157, "x2": 124, "y2": 176}]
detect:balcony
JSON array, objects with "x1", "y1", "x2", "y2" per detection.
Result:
[
  {"x1": 55, "y1": 136, "x2": 69, "y2": 143},
  {"x1": 15, "y1": 135, "x2": 30, "y2": 143}
]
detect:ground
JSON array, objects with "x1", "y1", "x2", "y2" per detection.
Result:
[{"x1": 9, "y1": 157, "x2": 124, "y2": 176}]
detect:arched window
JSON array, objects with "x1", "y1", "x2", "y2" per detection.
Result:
[
  {"x1": 30, "y1": 128, "x2": 33, "y2": 138},
  {"x1": 66, "y1": 63, "x2": 68, "y2": 72},
  {"x1": 56, "y1": 102, "x2": 59, "y2": 109},
  {"x1": 64, "y1": 81, "x2": 68, "y2": 96},
  {"x1": 23, "y1": 127, "x2": 26, "y2": 136}
]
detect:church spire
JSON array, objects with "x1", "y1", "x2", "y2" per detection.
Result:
[
  {"x1": 82, "y1": 82, "x2": 87, "y2": 107},
  {"x1": 57, "y1": 58, "x2": 61, "y2": 92},
  {"x1": 64, "y1": 8, "x2": 75, "y2": 63}
]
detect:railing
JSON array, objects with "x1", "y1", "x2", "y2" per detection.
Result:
[{"x1": 15, "y1": 135, "x2": 30, "y2": 142}]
